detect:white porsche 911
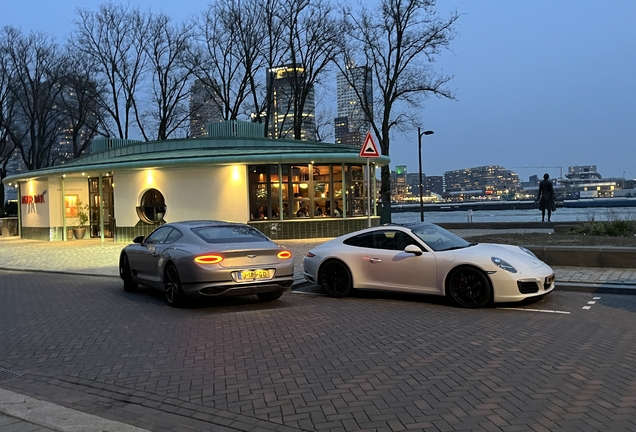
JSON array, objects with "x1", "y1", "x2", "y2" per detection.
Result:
[{"x1": 302, "y1": 222, "x2": 555, "y2": 308}]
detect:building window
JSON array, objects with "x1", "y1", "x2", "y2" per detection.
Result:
[
  {"x1": 137, "y1": 188, "x2": 166, "y2": 224},
  {"x1": 247, "y1": 163, "x2": 364, "y2": 220}
]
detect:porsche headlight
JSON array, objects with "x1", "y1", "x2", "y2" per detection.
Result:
[
  {"x1": 492, "y1": 257, "x2": 517, "y2": 273},
  {"x1": 519, "y1": 246, "x2": 537, "y2": 258}
]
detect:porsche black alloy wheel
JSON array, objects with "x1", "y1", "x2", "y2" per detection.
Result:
[
  {"x1": 164, "y1": 264, "x2": 185, "y2": 307},
  {"x1": 447, "y1": 267, "x2": 492, "y2": 308},
  {"x1": 320, "y1": 260, "x2": 352, "y2": 298}
]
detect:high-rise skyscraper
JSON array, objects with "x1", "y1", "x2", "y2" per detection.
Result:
[
  {"x1": 189, "y1": 79, "x2": 224, "y2": 138},
  {"x1": 335, "y1": 65, "x2": 373, "y2": 146},
  {"x1": 267, "y1": 65, "x2": 316, "y2": 141}
]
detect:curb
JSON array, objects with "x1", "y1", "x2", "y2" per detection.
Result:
[
  {"x1": 0, "y1": 267, "x2": 119, "y2": 279},
  {"x1": 557, "y1": 282, "x2": 636, "y2": 295}
]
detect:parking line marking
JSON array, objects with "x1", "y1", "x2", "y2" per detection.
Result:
[
  {"x1": 582, "y1": 306, "x2": 592, "y2": 310},
  {"x1": 587, "y1": 301, "x2": 596, "y2": 304},
  {"x1": 593, "y1": 297, "x2": 601, "y2": 300},
  {"x1": 498, "y1": 308, "x2": 570, "y2": 314}
]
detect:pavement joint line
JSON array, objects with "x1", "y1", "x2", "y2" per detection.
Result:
[{"x1": 497, "y1": 307, "x2": 571, "y2": 314}]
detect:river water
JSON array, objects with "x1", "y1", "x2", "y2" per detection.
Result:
[{"x1": 390, "y1": 207, "x2": 636, "y2": 224}]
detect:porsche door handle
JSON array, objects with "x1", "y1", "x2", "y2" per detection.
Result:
[{"x1": 368, "y1": 258, "x2": 382, "y2": 263}]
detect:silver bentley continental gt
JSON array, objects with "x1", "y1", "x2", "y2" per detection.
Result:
[
  {"x1": 119, "y1": 221, "x2": 294, "y2": 307},
  {"x1": 303, "y1": 222, "x2": 555, "y2": 308}
]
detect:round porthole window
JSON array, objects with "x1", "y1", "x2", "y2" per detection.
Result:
[{"x1": 137, "y1": 189, "x2": 167, "y2": 224}]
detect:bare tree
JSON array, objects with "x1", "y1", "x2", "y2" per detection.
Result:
[
  {"x1": 272, "y1": 0, "x2": 342, "y2": 140},
  {"x1": 313, "y1": 85, "x2": 336, "y2": 141},
  {"x1": 339, "y1": 0, "x2": 459, "y2": 217},
  {"x1": 0, "y1": 39, "x2": 16, "y2": 208},
  {"x1": 258, "y1": 0, "x2": 287, "y2": 135},
  {"x1": 142, "y1": 13, "x2": 195, "y2": 140},
  {"x1": 227, "y1": 0, "x2": 271, "y2": 123},
  {"x1": 0, "y1": 27, "x2": 67, "y2": 170},
  {"x1": 188, "y1": 0, "x2": 267, "y2": 123},
  {"x1": 56, "y1": 50, "x2": 105, "y2": 158},
  {"x1": 72, "y1": 4, "x2": 149, "y2": 140}
]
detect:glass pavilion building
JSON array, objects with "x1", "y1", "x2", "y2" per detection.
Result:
[{"x1": 3, "y1": 121, "x2": 388, "y2": 242}]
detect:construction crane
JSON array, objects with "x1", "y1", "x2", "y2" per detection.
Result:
[{"x1": 512, "y1": 166, "x2": 563, "y2": 181}]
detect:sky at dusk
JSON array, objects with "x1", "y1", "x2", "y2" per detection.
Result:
[{"x1": 2, "y1": 0, "x2": 635, "y2": 181}]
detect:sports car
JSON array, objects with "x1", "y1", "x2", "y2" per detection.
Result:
[
  {"x1": 119, "y1": 220, "x2": 294, "y2": 307},
  {"x1": 302, "y1": 222, "x2": 555, "y2": 308}
]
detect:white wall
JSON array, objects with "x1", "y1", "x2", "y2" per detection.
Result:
[
  {"x1": 20, "y1": 179, "x2": 51, "y2": 228},
  {"x1": 114, "y1": 165, "x2": 249, "y2": 226},
  {"x1": 20, "y1": 177, "x2": 91, "y2": 229}
]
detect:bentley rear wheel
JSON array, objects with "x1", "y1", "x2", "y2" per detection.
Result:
[
  {"x1": 120, "y1": 254, "x2": 138, "y2": 293},
  {"x1": 164, "y1": 264, "x2": 185, "y2": 307}
]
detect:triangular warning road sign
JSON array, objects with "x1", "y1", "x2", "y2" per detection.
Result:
[{"x1": 359, "y1": 131, "x2": 381, "y2": 158}]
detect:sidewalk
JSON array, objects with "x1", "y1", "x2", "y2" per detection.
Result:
[{"x1": 1, "y1": 232, "x2": 635, "y2": 431}]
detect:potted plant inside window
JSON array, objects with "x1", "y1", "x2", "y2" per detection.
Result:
[{"x1": 73, "y1": 200, "x2": 90, "y2": 239}]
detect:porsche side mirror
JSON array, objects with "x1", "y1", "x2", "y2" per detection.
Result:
[
  {"x1": 132, "y1": 235, "x2": 145, "y2": 244},
  {"x1": 404, "y1": 244, "x2": 423, "y2": 255}
]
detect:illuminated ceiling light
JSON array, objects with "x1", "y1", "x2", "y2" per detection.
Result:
[
  {"x1": 232, "y1": 165, "x2": 241, "y2": 181},
  {"x1": 81, "y1": 172, "x2": 85, "y2": 176}
]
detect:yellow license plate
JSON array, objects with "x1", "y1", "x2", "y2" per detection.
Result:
[{"x1": 240, "y1": 269, "x2": 269, "y2": 280}]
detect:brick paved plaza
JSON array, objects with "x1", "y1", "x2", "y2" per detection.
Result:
[{"x1": 1, "y1": 270, "x2": 636, "y2": 431}]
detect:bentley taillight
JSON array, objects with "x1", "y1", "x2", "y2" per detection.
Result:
[
  {"x1": 194, "y1": 254, "x2": 224, "y2": 264},
  {"x1": 277, "y1": 250, "x2": 292, "y2": 260}
]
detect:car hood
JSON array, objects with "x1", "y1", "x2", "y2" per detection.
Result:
[{"x1": 449, "y1": 243, "x2": 546, "y2": 270}]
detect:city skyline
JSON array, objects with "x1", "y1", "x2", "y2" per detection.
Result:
[{"x1": 2, "y1": 0, "x2": 635, "y2": 180}]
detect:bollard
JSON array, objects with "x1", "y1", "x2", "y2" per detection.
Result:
[{"x1": 467, "y1": 209, "x2": 473, "y2": 223}]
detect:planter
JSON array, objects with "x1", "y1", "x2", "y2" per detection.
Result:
[{"x1": 73, "y1": 227, "x2": 86, "y2": 239}]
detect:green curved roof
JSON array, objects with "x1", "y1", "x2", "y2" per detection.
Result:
[{"x1": 3, "y1": 135, "x2": 390, "y2": 183}]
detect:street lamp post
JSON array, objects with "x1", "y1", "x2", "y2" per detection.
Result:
[{"x1": 418, "y1": 127, "x2": 434, "y2": 222}]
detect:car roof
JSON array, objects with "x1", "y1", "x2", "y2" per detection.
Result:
[
  {"x1": 164, "y1": 220, "x2": 248, "y2": 228},
  {"x1": 381, "y1": 222, "x2": 436, "y2": 230}
]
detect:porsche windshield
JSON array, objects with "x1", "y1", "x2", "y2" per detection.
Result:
[{"x1": 409, "y1": 223, "x2": 472, "y2": 252}]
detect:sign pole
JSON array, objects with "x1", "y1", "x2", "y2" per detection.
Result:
[{"x1": 366, "y1": 157, "x2": 371, "y2": 227}]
